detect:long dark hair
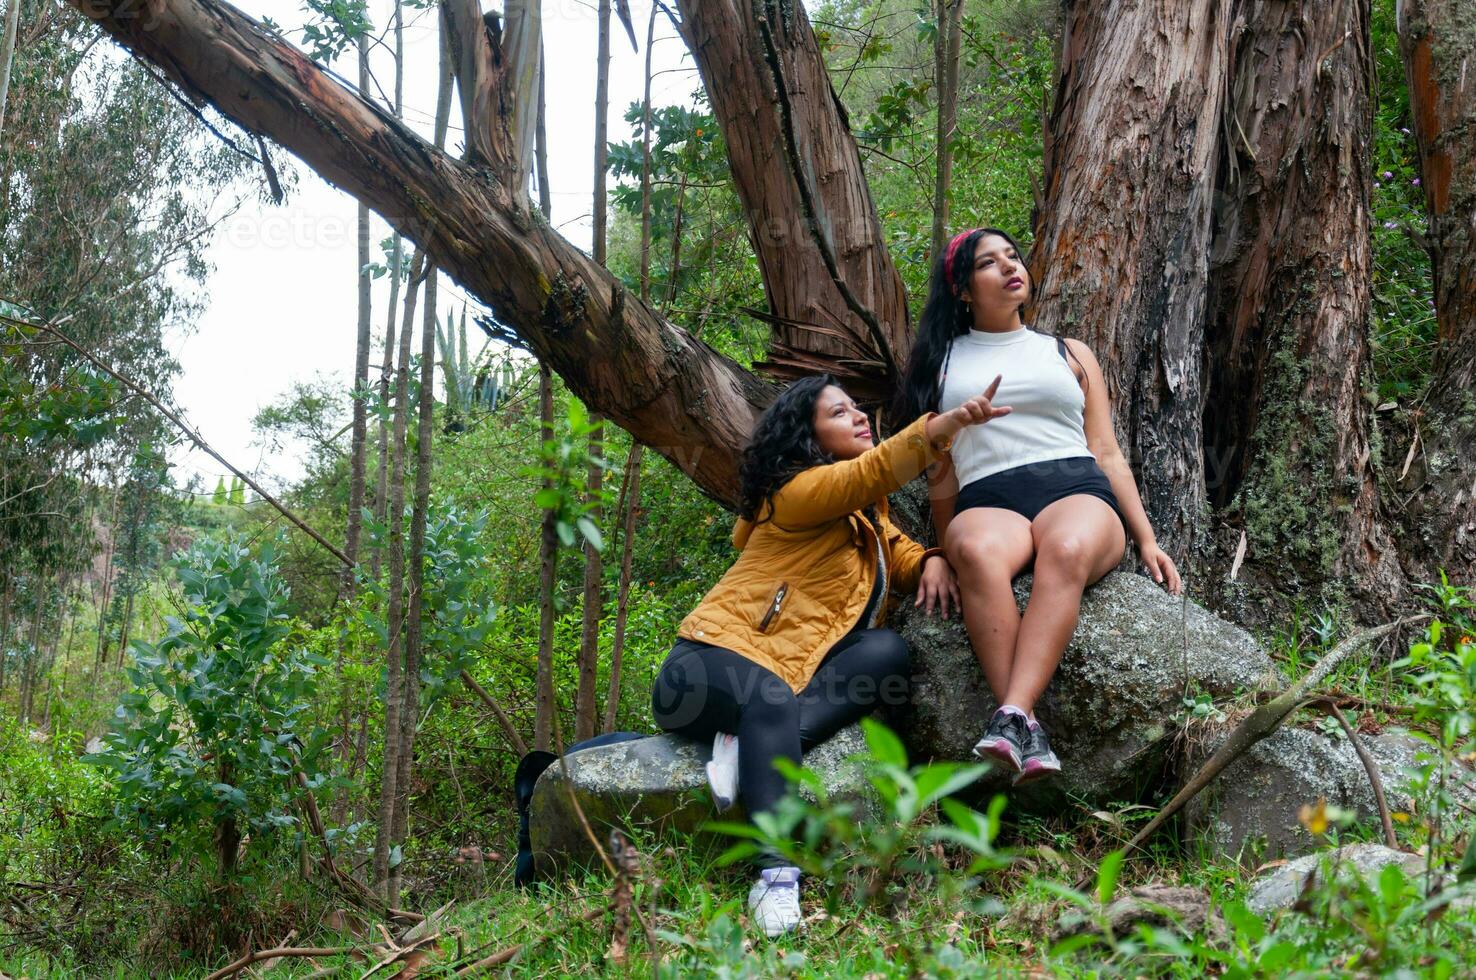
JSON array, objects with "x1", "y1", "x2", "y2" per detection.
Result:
[
  {"x1": 893, "y1": 227, "x2": 1030, "y2": 422},
  {"x1": 739, "y1": 375, "x2": 842, "y2": 523}
]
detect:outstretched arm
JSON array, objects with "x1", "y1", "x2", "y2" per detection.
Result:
[{"x1": 769, "y1": 379, "x2": 1011, "y2": 528}]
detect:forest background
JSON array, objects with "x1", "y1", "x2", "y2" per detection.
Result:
[{"x1": 2, "y1": 0, "x2": 1475, "y2": 975}]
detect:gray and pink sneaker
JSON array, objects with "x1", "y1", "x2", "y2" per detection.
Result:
[
  {"x1": 972, "y1": 709, "x2": 1028, "y2": 771},
  {"x1": 1014, "y1": 720, "x2": 1061, "y2": 785}
]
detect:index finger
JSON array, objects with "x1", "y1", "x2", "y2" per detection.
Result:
[{"x1": 983, "y1": 374, "x2": 1002, "y2": 400}]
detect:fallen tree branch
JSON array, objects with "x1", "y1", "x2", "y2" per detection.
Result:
[
  {"x1": 453, "y1": 905, "x2": 606, "y2": 975},
  {"x1": 203, "y1": 945, "x2": 356, "y2": 980},
  {"x1": 460, "y1": 668, "x2": 529, "y2": 756},
  {"x1": 1306, "y1": 697, "x2": 1399, "y2": 848},
  {"x1": 1119, "y1": 616, "x2": 1426, "y2": 861}
]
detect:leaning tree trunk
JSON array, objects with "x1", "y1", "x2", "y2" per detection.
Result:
[
  {"x1": 66, "y1": 0, "x2": 771, "y2": 506},
  {"x1": 1027, "y1": 0, "x2": 1233, "y2": 562},
  {"x1": 1200, "y1": 0, "x2": 1403, "y2": 608},
  {"x1": 673, "y1": 0, "x2": 910, "y2": 399},
  {"x1": 1397, "y1": 0, "x2": 1476, "y2": 584}
]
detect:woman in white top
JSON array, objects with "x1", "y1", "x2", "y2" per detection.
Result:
[{"x1": 895, "y1": 228, "x2": 1182, "y2": 784}]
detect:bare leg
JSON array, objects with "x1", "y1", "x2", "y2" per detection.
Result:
[
  {"x1": 1002, "y1": 496, "x2": 1125, "y2": 714},
  {"x1": 945, "y1": 507, "x2": 1034, "y2": 704}
]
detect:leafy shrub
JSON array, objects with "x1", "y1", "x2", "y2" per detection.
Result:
[{"x1": 91, "y1": 536, "x2": 329, "y2": 878}]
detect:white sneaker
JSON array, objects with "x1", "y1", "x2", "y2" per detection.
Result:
[
  {"x1": 747, "y1": 866, "x2": 802, "y2": 937},
  {"x1": 706, "y1": 732, "x2": 739, "y2": 811}
]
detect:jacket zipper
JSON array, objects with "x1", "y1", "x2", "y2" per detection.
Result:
[{"x1": 759, "y1": 582, "x2": 789, "y2": 632}]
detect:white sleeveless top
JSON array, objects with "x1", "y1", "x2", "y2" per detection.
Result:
[{"x1": 938, "y1": 326, "x2": 1089, "y2": 488}]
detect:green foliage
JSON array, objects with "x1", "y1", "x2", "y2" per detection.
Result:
[
  {"x1": 91, "y1": 537, "x2": 329, "y2": 872},
  {"x1": 711, "y1": 718, "x2": 1007, "y2": 931},
  {"x1": 296, "y1": 0, "x2": 374, "y2": 63},
  {"x1": 526, "y1": 396, "x2": 612, "y2": 553}
]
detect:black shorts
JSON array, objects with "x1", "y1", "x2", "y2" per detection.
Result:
[{"x1": 955, "y1": 456, "x2": 1125, "y2": 528}]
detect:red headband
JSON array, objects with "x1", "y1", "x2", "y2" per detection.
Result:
[{"x1": 943, "y1": 228, "x2": 982, "y2": 293}]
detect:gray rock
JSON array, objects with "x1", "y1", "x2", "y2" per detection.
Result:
[
  {"x1": 1055, "y1": 884, "x2": 1227, "y2": 944},
  {"x1": 528, "y1": 724, "x2": 875, "y2": 875},
  {"x1": 1184, "y1": 726, "x2": 1447, "y2": 863},
  {"x1": 1245, "y1": 844, "x2": 1426, "y2": 915},
  {"x1": 893, "y1": 571, "x2": 1276, "y2": 807}
]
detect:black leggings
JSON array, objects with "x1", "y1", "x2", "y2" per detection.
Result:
[{"x1": 650, "y1": 629, "x2": 910, "y2": 850}]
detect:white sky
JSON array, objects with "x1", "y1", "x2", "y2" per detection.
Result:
[{"x1": 165, "y1": 0, "x2": 695, "y2": 491}]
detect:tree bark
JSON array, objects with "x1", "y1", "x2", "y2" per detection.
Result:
[
  {"x1": 67, "y1": 0, "x2": 770, "y2": 507},
  {"x1": 1201, "y1": 0, "x2": 1401, "y2": 605},
  {"x1": 930, "y1": 0, "x2": 966, "y2": 263},
  {"x1": 1028, "y1": 0, "x2": 1232, "y2": 563},
  {"x1": 1397, "y1": 0, "x2": 1476, "y2": 583},
  {"x1": 672, "y1": 0, "x2": 909, "y2": 396}
]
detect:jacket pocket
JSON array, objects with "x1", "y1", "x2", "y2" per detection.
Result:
[{"x1": 758, "y1": 582, "x2": 790, "y2": 633}]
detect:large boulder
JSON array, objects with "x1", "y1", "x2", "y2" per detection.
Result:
[
  {"x1": 528, "y1": 724, "x2": 875, "y2": 875},
  {"x1": 892, "y1": 571, "x2": 1277, "y2": 807},
  {"x1": 1183, "y1": 725, "x2": 1452, "y2": 863}
]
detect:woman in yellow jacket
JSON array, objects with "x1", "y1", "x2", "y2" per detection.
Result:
[{"x1": 650, "y1": 374, "x2": 1007, "y2": 936}]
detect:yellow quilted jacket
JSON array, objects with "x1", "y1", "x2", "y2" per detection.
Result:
[{"x1": 675, "y1": 413, "x2": 950, "y2": 691}]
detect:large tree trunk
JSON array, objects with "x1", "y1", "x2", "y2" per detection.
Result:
[
  {"x1": 672, "y1": 0, "x2": 909, "y2": 397},
  {"x1": 1027, "y1": 0, "x2": 1233, "y2": 562},
  {"x1": 1200, "y1": 0, "x2": 1402, "y2": 606},
  {"x1": 66, "y1": 0, "x2": 771, "y2": 506},
  {"x1": 1397, "y1": 0, "x2": 1476, "y2": 584}
]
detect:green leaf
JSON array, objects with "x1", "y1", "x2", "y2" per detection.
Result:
[
  {"x1": 1096, "y1": 849, "x2": 1124, "y2": 905},
  {"x1": 576, "y1": 517, "x2": 604, "y2": 552},
  {"x1": 860, "y1": 717, "x2": 907, "y2": 768}
]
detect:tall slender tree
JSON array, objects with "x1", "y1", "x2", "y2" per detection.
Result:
[{"x1": 388, "y1": 22, "x2": 456, "y2": 900}]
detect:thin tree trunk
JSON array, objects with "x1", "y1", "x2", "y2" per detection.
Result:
[
  {"x1": 1397, "y1": 0, "x2": 1476, "y2": 584},
  {"x1": 929, "y1": 0, "x2": 966, "y2": 262},
  {"x1": 0, "y1": 0, "x2": 22, "y2": 137},
  {"x1": 93, "y1": 485, "x2": 118, "y2": 668},
  {"x1": 371, "y1": 0, "x2": 407, "y2": 581},
  {"x1": 1028, "y1": 0, "x2": 1232, "y2": 563},
  {"x1": 533, "y1": 57, "x2": 557, "y2": 754},
  {"x1": 0, "y1": 574, "x2": 10, "y2": 692},
  {"x1": 115, "y1": 590, "x2": 134, "y2": 666},
  {"x1": 576, "y1": 0, "x2": 615, "y2": 743},
  {"x1": 372, "y1": 245, "x2": 424, "y2": 902},
  {"x1": 335, "y1": 31, "x2": 374, "y2": 807},
  {"x1": 575, "y1": 429, "x2": 603, "y2": 742},
  {"x1": 388, "y1": 27, "x2": 454, "y2": 899},
  {"x1": 1201, "y1": 0, "x2": 1400, "y2": 606},
  {"x1": 535, "y1": 362, "x2": 557, "y2": 752},
  {"x1": 344, "y1": 30, "x2": 373, "y2": 598},
  {"x1": 19, "y1": 611, "x2": 42, "y2": 723},
  {"x1": 603, "y1": 449, "x2": 640, "y2": 733}
]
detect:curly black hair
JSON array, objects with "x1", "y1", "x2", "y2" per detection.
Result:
[{"x1": 738, "y1": 375, "x2": 843, "y2": 523}]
